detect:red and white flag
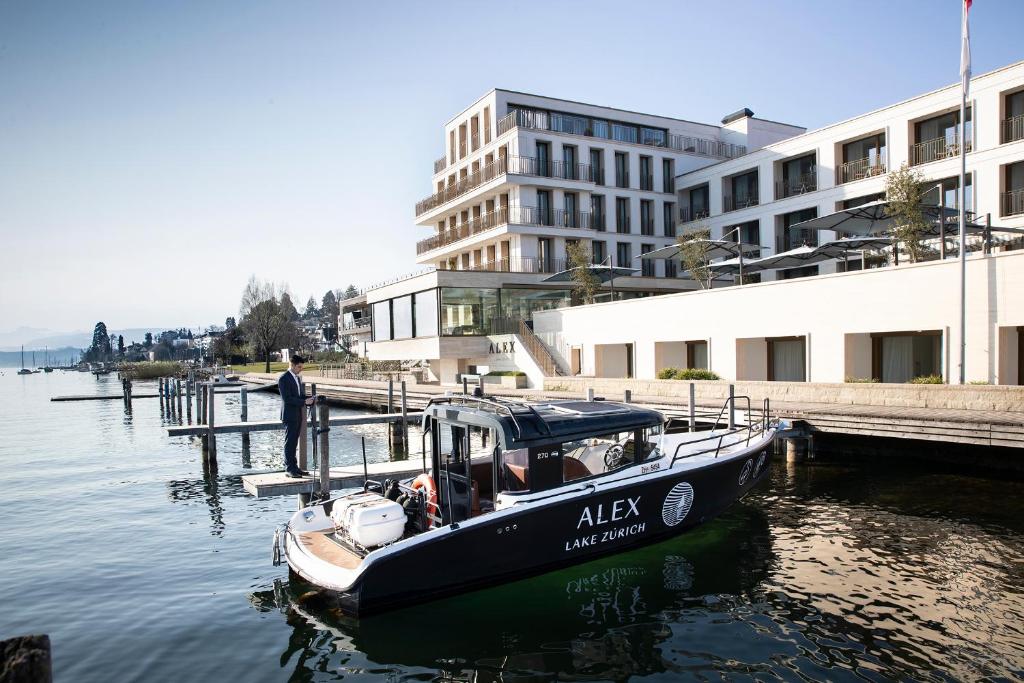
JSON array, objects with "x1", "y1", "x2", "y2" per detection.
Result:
[{"x1": 961, "y1": 0, "x2": 972, "y2": 96}]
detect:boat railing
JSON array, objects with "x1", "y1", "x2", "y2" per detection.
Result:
[
  {"x1": 425, "y1": 394, "x2": 553, "y2": 440},
  {"x1": 669, "y1": 395, "x2": 774, "y2": 467}
]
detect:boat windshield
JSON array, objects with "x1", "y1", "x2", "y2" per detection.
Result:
[{"x1": 499, "y1": 424, "x2": 663, "y2": 493}]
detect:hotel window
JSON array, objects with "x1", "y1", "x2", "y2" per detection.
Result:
[
  {"x1": 911, "y1": 108, "x2": 972, "y2": 165},
  {"x1": 483, "y1": 106, "x2": 491, "y2": 143},
  {"x1": 591, "y1": 240, "x2": 607, "y2": 265},
  {"x1": 563, "y1": 192, "x2": 578, "y2": 227},
  {"x1": 767, "y1": 337, "x2": 806, "y2": 382},
  {"x1": 777, "y1": 153, "x2": 816, "y2": 199},
  {"x1": 392, "y1": 295, "x2": 414, "y2": 340},
  {"x1": 536, "y1": 141, "x2": 551, "y2": 177},
  {"x1": 640, "y1": 200, "x2": 654, "y2": 235},
  {"x1": 839, "y1": 133, "x2": 886, "y2": 184},
  {"x1": 371, "y1": 301, "x2": 391, "y2": 341},
  {"x1": 615, "y1": 152, "x2": 629, "y2": 188},
  {"x1": 1004, "y1": 90, "x2": 1024, "y2": 143},
  {"x1": 664, "y1": 256, "x2": 677, "y2": 278},
  {"x1": 923, "y1": 174, "x2": 973, "y2": 213},
  {"x1": 640, "y1": 127, "x2": 666, "y2": 146},
  {"x1": 686, "y1": 341, "x2": 708, "y2": 369},
  {"x1": 639, "y1": 156, "x2": 653, "y2": 191},
  {"x1": 663, "y1": 202, "x2": 676, "y2": 237},
  {"x1": 871, "y1": 331, "x2": 941, "y2": 383},
  {"x1": 685, "y1": 185, "x2": 709, "y2": 222},
  {"x1": 780, "y1": 208, "x2": 818, "y2": 252},
  {"x1": 725, "y1": 170, "x2": 758, "y2": 212},
  {"x1": 615, "y1": 197, "x2": 630, "y2": 233},
  {"x1": 616, "y1": 242, "x2": 632, "y2": 268},
  {"x1": 733, "y1": 220, "x2": 760, "y2": 257},
  {"x1": 591, "y1": 195, "x2": 606, "y2": 231},
  {"x1": 612, "y1": 123, "x2": 638, "y2": 144},
  {"x1": 641, "y1": 243, "x2": 655, "y2": 276},
  {"x1": 538, "y1": 238, "x2": 554, "y2": 273},
  {"x1": 590, "y1": 148, "x2": 605, "y2": 184},
  {"x1": 1003, "y1": 161, "x2": 1024, "y2": 217},
  {"x1": 440, "y1": 288, "x2": 499, "y2": 336},
  {"x1": 662, "y1": 159, "x2": 675, "y2": 194},
  {"x1": 562, "y1": 145, "x2": 578, "y2": 180},
  {"x1": 537, "y1": 190, "x2": 552, "y2": 225}
]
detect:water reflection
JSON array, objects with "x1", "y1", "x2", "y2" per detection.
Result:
[{"x1": 250, "y1": 504, "x2": 773, "y2": 681}]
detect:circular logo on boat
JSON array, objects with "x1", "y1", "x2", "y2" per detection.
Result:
[
  {"x1": 738, "y1": 459, "x2": 753, "y2": 485},
  {"x1": 662, "y1": 482, "x2": 694, "y2": 527},
  {"x1": 754, "y1": 452, "x2": 766, "y2": 476}
]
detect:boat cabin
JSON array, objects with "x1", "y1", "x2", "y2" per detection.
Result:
[{"x1": 421, "y1": 396, "x2": 664, "y2": 524}]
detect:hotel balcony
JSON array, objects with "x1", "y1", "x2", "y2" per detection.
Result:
[
  {"x1": 723, "y1": 191, "x2": 758, "y2": 213},
  {"x1": 438, "y1": 256, "x2": 569, "y2": 275},
  {"x1": 1003, "y1": 115, "x2": 1024, "y2": 144},
  {"x1": 908, "y1": 134, "x2": 972, "y2": 166},
  {"x1": 434, "y1": 155, "x2": 447, "y2": 174},
  {"x1": 416, "y1": 207, "x2": 598, "y2": 255},
  {"x1": 836, "y1": 157, "x2": 886, "y2": 185},
  {"x1": 774, "y1": 172, "x2": 818, "y2": 200},
  {"x1": 496, "y1": 110, "x2": 747, "y2": 160},
  {"x1": 678, "y1": 206, "x2": 709, "y2": 224},
  {"x1": 415, "y1": 155, "x2": 596, "y2": 216},
  {"x1": 639, "y1": 173, "x2": 654, "y2": 191},
  {"x1": 1002, "y1": 189, "x2": 1024, "y2": 217}
]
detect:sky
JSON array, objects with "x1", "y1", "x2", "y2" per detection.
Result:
[{"x1": 1, "y1": 0, "x2": 1022, "y2": 336}]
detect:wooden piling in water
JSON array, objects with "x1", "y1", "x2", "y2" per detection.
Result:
[
  {"x1": 159, "y1": 378, "x2": 165, "y2": 411},
  {"x1": 318, "y1": 402, "x2": 330, "y2": 498},
  {"x1": 185, "y1": 380, "x2": 192, "y2": 421},
  {"x1": 688, "y1": 382, "x2": 696, "y2": 432},
  {"x1": 400, "y1": 380, "x2": 409, "y2": 449},
  {"x1": 207, "y1": 384, "x2": 217, "y2": 459},
  {"x1": 176, "y1": 379, "x2": 183, "y2": 416},
  {"x1": 298, "y1": 381, "x2": 308, "y2": 472},
  {"x1": 240, "y1": 387, "x2": 248, "y2": 422},
  {"x1": 387, "y1": 379, "x2": 394, "y2": 448}
]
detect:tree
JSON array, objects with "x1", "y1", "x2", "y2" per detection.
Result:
[
  {"x1": 565, "y1": 241, "x2": 601, "y2": 305},
  {"x1": 885, "y1": 163, "x2": 930, "y2": 263},
  {"x1": 225, "y1": 316, "x2": 236, "y2": 330},
  {"x1": 303, "y1": 296, "x2": 319, "y2": 320},
  {"x1": 85, "y1": 322, "x2": 111, "y2": 362},
  {"x1": 280, "y1": 291, "x2": 299, "y2": 322},
  {"x1": 321, "y1": 290, "x2": 339, "y2": 324},
  {"x1": 343, "y1": 284, "x2": 359, "y2": 299},
  {"x1": 676, "y1": 226, "x2": 714, "y2": 289},
  {"x1": 117, "y1": 335, "x2": 125, "y2": 358},
  {"x1": 143, "y1": 332, "x2": 153, "y2": 348},
  {"x1": 239, "y1": 276, "x2": 290, "y2": 373}
]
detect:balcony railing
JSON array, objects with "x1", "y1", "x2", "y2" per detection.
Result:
[
  {"x1": 415, "y1": 155, "x2": 598, "y2": 216},
  {"x1": 438, "y1": 256, "x2": 568, "y2": 275},
  {"x1": 496, "y1": 110, "x2": 746, "y2": 160},
  {"x1": 459, "y1": 140, "x2": 468, "y2": 158},
  {"x1": 836, "y1": 157, "x2": 886, "y2": 185},
  {"x1": 1002, "y1": 189, "x2": 1024, "y2": 217},
  {"x1": 471, "y1": 133, "x2": 480, "y2": 151},
  {"x1": 639, "y1": 173, "x2": 654, "y2": 191},
  {"x1": 615, "y1": 171, "x2": 630, "y2": 189},
  {"x1": 640, "y1": 218, "x2": 655, "y2": 235},
  {"x1": 678, "y1": 206, "x2": 709, "y2": 223},
  {"x1": 909, "y1": 134, "x2": 972, "y2": 166},
  {"x1": 343, "y1": 317, "x2": 371, "y2": 332},
  {"x1": 417, "y1": 206, "x2": 605, "y2": 254},
  {"x1": 723, "y1": 192, "x2": 759, "y2": 213},
  {"x1": 663, "y1": 178, "x2": 675, "y2": 194},
  {"x1": 434, "y1": 156, "x2": 447, "y2": 174},
  {"x1": 1003, "y1": 115, "x2": 1024, "y2": 144},
  {"x1": 774, "y1": 172, "x2": 818, "y2": 199},
  {"x1": 616, "y1": 216, "x2": 631, "y2": 233}
]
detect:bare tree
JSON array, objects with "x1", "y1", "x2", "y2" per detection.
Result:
[{"x1": 239, "y1": 276, "x2": 288, "y2": 373}]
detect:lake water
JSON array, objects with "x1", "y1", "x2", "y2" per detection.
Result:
[{"x1": 2, "y1": 371, "x2": 1023, "y2": 681}]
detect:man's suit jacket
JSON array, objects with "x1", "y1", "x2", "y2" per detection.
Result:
[{"x1": 278, "y1": 371, "x2": 307, "y2": 423}]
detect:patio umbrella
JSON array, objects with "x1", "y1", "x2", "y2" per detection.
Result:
[
  {"x1": 636, "y1": 239, "x2": 761, "y2": 263},
  {"x1": 542, "y1": 264, "x2": 639, "y2": 300}
]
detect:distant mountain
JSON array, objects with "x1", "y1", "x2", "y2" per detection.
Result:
[
  {"x1": 0, "y1": 327, "x2": 174, "y2": 352},
  {"x1": 0, "y1": 326, "x2": 58, "y2": 348},
  {"x1": 0, "y1": 347, "x2": 81, "y2": 368}
]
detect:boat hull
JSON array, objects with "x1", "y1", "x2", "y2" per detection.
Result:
[{"x1": 287, "y1": 438, "x2": 774, "y2": 615}]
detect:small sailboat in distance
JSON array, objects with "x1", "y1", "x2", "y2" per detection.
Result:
[{"x1": 17, "y1": 346, "x2": 33, "y2": 375}]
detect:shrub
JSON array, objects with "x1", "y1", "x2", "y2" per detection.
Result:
[
  {"x1": 656, "y1": 367, "x2": 679, "y2": 380},
  {"x1": 968, "y1": 380, "x2": 990, "y2": 385},
  {"x1": 673, "y1": 368, "x2": 720, "y2": 381},
  {"x1": 909, "y1": 374, "x2": 944, "y2": 384},
  {"x1": 486, "y1": 370, "x2": 525, "y2": 376},
  {"x1": 845, "y1": 376, "x2": 880, "y2": 383}
]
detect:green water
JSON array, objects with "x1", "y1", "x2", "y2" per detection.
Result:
[{"x1": 1, "y1": 372, "x2": 1022, "y2": 681}]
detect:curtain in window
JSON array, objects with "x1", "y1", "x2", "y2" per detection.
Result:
[
  {"x1": 772, "y1": 340, "x2": 805, "y2": 381},
  {"x1": 692, "y1": 343, "x2": 708, "y2": 369},
  {"x1": 882, "y1": 336, "x2": 914, "y2": 383}
]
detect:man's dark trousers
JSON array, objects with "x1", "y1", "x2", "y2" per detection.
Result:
[{"x1": 278, "y1": 371, "x2": 307, "y2": 473}]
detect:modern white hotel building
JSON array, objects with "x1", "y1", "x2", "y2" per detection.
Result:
[{"x1": 363, "y1": 61, "x2": 1024, "y2": 387}]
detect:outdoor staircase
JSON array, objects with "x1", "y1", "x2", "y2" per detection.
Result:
[{"x1": 514, "y1": 319, "x2": 565, "y2": 377}]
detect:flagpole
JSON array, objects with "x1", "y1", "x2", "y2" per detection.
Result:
[{"x1": 957, "y1": 0, "x2": 970, "y2": 385}]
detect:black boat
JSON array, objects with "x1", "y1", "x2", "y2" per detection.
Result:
[{"x1": 276, "y1": 394, "x2": 779, "y2": 615}]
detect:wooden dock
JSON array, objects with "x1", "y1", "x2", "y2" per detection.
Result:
[{"x1": 242, "y1": 459, "x2": 427, "y2": 497}]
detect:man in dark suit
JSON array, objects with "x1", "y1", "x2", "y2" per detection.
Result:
[{"x1": 279, "y1": 354, "x2": 314, "y2": 478}]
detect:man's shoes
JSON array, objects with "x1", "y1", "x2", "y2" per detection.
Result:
[{"x1": 284, "y1": 469, "x2": 309, "y2": 478}]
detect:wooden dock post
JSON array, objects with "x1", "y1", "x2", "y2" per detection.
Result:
[
  {"x1": 462, "y1": 377, "x2": 468, "y2": 395},
  {"x1": 159, "y1": 378, "x2": 165, "y2": 411},
  {"x1": 239, "y1": 386, "x2": 250, "y2": 465},
  {"x1": 176, "y1": 378, "x2": 183, "y2": 416},
  {"x1": 198, "y1": 385, "x2": 206, "y2": 425},
  {"x1": 387, "y1": 379, "x2": 394, "y2": 448},
  {"x1": 623, "y1": 389, "x2": 631, "y2": 403},
  {"x1": 586, "y1": 387, "x2": 595, "y2": 401},
  {"x1": 689, "y1": 382, "x2": 696, "y2": 432},
  {"x1": 785, "y1": 437, "x2": 808, "y2": 463},
  {"x1": 400, "y1": 380, "x2": 409, "y2": 449},
  {"x1": 728, "y1": 384, "x2": 735, "y2": 430},
  {"x1": 185, "y1": 380, "x2": 192, "y2": 421},
  {"x1": 240, "y1": 386, "x2": 248, "y2": 422},
  {"x1": 207, "y1": 384, "x2": 217, "y2": 459},
  {"x1": 317, "y1": 402, "x2": 330, "y2": 498}
]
